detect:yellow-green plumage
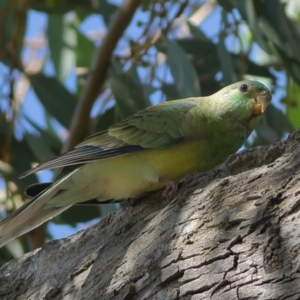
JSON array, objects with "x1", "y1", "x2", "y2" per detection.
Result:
[
  {"x1": 0, "y1": 80, "x2": 271, "y2": 247},
  {"x1": 50, "y1": 140, "x2": 211, "y2": 206}
]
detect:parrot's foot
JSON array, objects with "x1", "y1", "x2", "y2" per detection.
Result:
[
  {"x1": 160, "y1": 178, "x2": 177, "y2": 200},
  {"x1": 127, "y1": 193, "x2": 148, "y2": 206}
]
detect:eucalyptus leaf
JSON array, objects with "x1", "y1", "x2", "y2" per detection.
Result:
[
  {"x1": 29, "y1": 73, "x2": 77, "y2": 128},
  {"x1": 25, "y1": 116, "x2": 62, "y2": 153},
  {"x1": 263, "y1": 0, "x2": 300, "y2": 62},
  {"x1": 161, "y1": 83, "x2": 181, "y2": 101},
  {"x1": 237, "y1": 0, "x2": 271, "y2": 54},
  {"x1": 100, "y1": 0, "x2": 118, "y2": 26},
  {"x1": 217, "y1": 34, "x2": 236, "y2": 85},
  {"x1": 109, "y1": 65, "x2": 151, "y2": 118},
  {"x1": 157, "y1": 39, "x2": 274, "y2": 96},
  {"x1": 167, "y1": 40, "x2": 201, "y2": 98},
  {"x1": 47, "y1": 14, "x2": 76, "y2": 82},
  {"x1": 53, "y1": 205, "x2": 101, "y2": 226},
  {"x1": 94, "y1": 106, "x2": 120, "y2": 133},
  {"x1": 217, "y1": 0, "x2": 237, "y2": 11},
  {"x1": 277, "y1": 48, "x2": 300, "y2": 85},
  {"x1": 187, "y1": 21, "x2": 207, "y2": 39},
  {"x1": 253, "y1": 104, "x2": 294, "y2": 146},
  {"x1": 31, "y1": 0, "x2": 118, "y2": 15},
  {"x1": 76, "y1": 29, "x2": 95, "y2": 68},
  {"x1": 4, "y1": 239, "x2": 24, "y2": 259},
  {"x1": 285, "y1": 80, "x2": 300, "y2": 129},
  {"x1": 24, "y1": 133, "x2": 56, "y2": 164},
  {"x1": 9, "y1": 140, "x2": 38, "y2": 191}
]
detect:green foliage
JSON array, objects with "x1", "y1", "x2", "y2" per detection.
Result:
[
  {"x1": 166, "y1": 40, "x2": 201, "y2": 97},
  {"x1": 285, "y1": 79, "x2": 300, "y2": 129},
  {"x1": 0, "y1": 0, "x2": 300, "y2": 259},
  {"x1": 29, "y1": 73, "x2": 77, "y2": 128},
  {"x1": 110, "y1": 64, "x2": 151, "y2": 118},
  {"x1": 47, "y1": 14, "x2": 77, "y2": 82}
]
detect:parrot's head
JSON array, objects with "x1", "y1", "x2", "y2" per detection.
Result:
[{"x1": 215, "y1": 80, "x2": 272, "y2": 122}]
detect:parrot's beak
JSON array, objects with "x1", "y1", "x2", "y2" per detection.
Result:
[{"x1": 253, "y1": 90, "x2": 271, "y2": 115}]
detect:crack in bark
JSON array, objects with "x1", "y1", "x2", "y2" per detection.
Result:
[{"x1": 2, "y1": 129, "x2": 300, "y2": 299}]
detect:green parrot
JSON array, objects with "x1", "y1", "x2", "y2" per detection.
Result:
[{"x1": 0, "y1": 80, "x2": 271, "y2": 248}]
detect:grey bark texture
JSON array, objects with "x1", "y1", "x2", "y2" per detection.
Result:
[{"x1": 1, "y1": 128, "x2": 300, "y2": 300}]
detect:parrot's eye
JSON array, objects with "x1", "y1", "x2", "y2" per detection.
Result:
[{"x1": 239, "y1": 84, "x2": 249, "y2": 93}]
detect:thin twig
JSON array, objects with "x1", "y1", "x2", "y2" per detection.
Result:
[{"x1": 64, "y1": 0, "x2": 142, "y2": 151}]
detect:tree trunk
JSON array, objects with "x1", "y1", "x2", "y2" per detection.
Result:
[{"x1": 1, "y1": 129, "x2": 300, "y2": 300}]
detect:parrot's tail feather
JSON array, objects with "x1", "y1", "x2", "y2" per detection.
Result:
[
  {"x1": 25, "y1": 182, "x2": 53, "y2": 198},
  {"x1": 0, "y1": 187, "x2": 70, "y2": 248}
]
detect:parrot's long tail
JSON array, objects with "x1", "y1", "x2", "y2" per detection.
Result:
[{"x1": 0, "y1": 184, "x2": 70, "y2": 248}]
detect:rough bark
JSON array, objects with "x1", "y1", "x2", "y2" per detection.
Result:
[{"x1": 1, "y1": 128, "x2": 300, "y2": 300}]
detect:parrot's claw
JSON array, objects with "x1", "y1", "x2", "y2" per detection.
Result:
[
  {"x1": 127, "y1": 193, "x2": 148, "y2": 206},
  {"x1": 160, "y1": 178, "x2": 177, "y2": 200}
]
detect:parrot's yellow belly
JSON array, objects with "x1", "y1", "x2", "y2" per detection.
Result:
[{"x1": 75, "y1": 140, "x2": 213, "y2": 201}]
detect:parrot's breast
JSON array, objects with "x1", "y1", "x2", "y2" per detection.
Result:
[{"x1": 78, "y1": 139, "x2": 227, "y2": 201}]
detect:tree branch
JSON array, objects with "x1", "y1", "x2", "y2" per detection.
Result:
[
  {"x1": 2, "y1": 128, "x2": 300, "y2": 299},
  {"x1": 64, "y1": 0, "x2": 142, "y2": 151}
]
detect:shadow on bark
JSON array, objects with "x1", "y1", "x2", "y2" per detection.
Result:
[{"x1": 0, "y1": 129, "x2": 300, "y2": 299}]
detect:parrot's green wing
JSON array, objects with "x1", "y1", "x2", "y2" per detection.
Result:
[
  {"x1": 82, "y1": 99, "x2": 196, "y2": 147},
  {"x1": 0, "y1": 80, "x2": 273, "y2": 248},
  {"x1": 20, "y1": 99, "x2": 197, "y2": 178}
]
